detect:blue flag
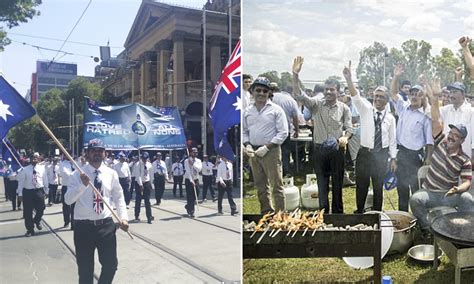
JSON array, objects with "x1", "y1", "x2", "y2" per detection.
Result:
[
  {"x1": 209, "y1": 40, "x2": 241, "y2": 161},
  {"x1": 0, "y1": 75, "x2": 36, "y2": 138},
  {"x1": 0, "y1": 138, "x2": 22, "y2": 176}
]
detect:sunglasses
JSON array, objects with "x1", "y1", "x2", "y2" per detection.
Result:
[{"x1": 254, "y1": 88, "x2": 269, "y2": 94}]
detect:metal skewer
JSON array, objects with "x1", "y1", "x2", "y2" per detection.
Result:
[{"x1": 256, "y1": 226, "x2": 270, "y2": 244}]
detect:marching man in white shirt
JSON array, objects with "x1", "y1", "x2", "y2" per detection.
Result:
[
  {"x1": 134, "y1": 152, "x2": 154, "y2": 224},
  {"x1": 46, "y1": 157, "x2": 60, "y2": 206},
  {"x1": 114, "y1": 153, "x2": 132, "y2": 208},
  {"x1": 184, "y1": 147, "x2": 202, "y2": 217},
  {"x1": 216, "y1": 156, "x2": 238, "y2": 215},
  {"x1": 200, "y1": 154, "x2": 216, "y2": 202},
  {"x1": 65, "y1": 139, "x2": 129, "y2": 284},
  {"x1": 59, "y1": 152, "x2": 75, "y2": 228},
  {"x1": 17, "y1": 152, "x2": 49, "y2": 237},
  {"x1": 172, "y1": 157, "x2": 184, "y2": 198},
  {"x1": 343, "y1": 61, "x2": 397, "y2": 213},
  {"x1": 151, "y1": 152, "x2": 168, "y2": 206}
]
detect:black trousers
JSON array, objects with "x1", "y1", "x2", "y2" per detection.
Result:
[
  {"x1": 61, "y1": 186, "x2": 75, "y2": 226},
  {"x1": 355, "y1": 148, "x2": 389, "y2": 213},
  {"x1": 74, "y1": 218, "x2": 117, "y2": 284},
  {"x1": 185, "y1": 178, "x2": 199, "y2": 215},
  {"x1": 396, "y1": 146, "x2": 423, "y2": 212},
  {"x1": 202, "y1": 175, "x2": 215, "y2": 200},
  {"x1": 130, "y1": 177, "x2": 136, "y2": 199},
  {"x1": 118, "y1": 178, "x2": 131, "y2": 205},
  {"x1": 22, "y1": 188, "x2": 45, "y2": 233},
  {"x1": 48, "y1": 184, "x2": 58, "y2": 204},
  {"x1": 154, "y1": 175, "x2": 165, "y2": 204},
  {"x1": 5, "y1": 179, "x2": 18, "y2": 210},
  {"x1": 134, "y1": 181, "x2": 152, "y2": 221},
  {"x1": 217, "y1": 180, "x2": 237, "y2": 213},
  {"x1": 173, "y1": 175, "x2": 183, "y2": 196},
  {"x1": 313, "y1": 144, "x2": 345, "y2": 214}
]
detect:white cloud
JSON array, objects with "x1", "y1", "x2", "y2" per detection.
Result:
[
  {"x1": 380, "y1": 19, "x2": 398, "y2": 27},
  {"x1": 401, "y1": 13, "x2": 441, "y2": 32}
]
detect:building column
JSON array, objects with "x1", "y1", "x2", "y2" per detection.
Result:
[
  {"x1": 131, "y1": 68, "x2": 136, "y2": 103},
  {"x1": 156, "y1": 40, "x2": 172, "y2": 106},
  {"x1": 140, "y1": 52, "x2": 153, "y2": 104},
  {"x1": 172, "y1": 31, "x2": 186, "y2": 107},
  {"x1": 209, "y1": 36, "x2": 223, "y2": 84}
]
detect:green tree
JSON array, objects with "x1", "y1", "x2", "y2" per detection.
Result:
[
  {"x1": 433, "y1": 48, "x2": 461, "y2": 87},
  {"x1": 258, "y1": 71, "x2": 280, "y2": 86},
  {"x1": 0, "y1": 0, "x2": 42, "y2": 51},
  {"x1": 355, "y1": 41, "x2": 389, "y2": 90},
  {"x1": 280, "y1": 72, "x2": 292, "y2": 92}
]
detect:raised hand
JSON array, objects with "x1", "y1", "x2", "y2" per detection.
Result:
[
  {"x1": 342, "y1": 60, "x2": 352, "y2": 81},
  {"x1": 431, "y1": 76, "x2": 442, "y2": 95},
  {"x1": 292, "y1": 56, "x2": 304, "y2": 74},
  {"x1": 393, "y1": 64, "x2": 404, "y2": 77},
  {"x1": 459, "y1": 36, "x2": 471, "y2": 48}
]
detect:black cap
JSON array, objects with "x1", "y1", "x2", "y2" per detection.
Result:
[
  {"x1": 87, "y1": 139, "x2": 105, "y2": 150},
  {"x1": 447, "y1": 82, "x2": 466, "y2": 93}
]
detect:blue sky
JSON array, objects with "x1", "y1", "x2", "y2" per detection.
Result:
[
  {"x1": 243, "y1": 0, "x2": 474, "y2": 84},
  {"x1": 0, "y1": 0, "x2": 208, "y2": 96}
]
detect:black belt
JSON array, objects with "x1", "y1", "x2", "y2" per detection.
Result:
[
  {"x1": 360, "y1": 146, "x2": 388, "y2": 153},
  {"x1": 398, "y1": 144, "x2": 423, "y2": 154},
  {"x1": 25, "y1": 187, "x2": 44, "y2": 191},
  {"x1": 75, "y1": 217, "x2": 113, "y2": 226}
]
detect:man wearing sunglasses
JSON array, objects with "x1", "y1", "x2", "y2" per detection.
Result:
[
  {"x1": 391, "y1": 65, "x2": 433, "y2": 212},
  {"x1": 243, "y1": 77, "x2": 288, "y2": 214}
]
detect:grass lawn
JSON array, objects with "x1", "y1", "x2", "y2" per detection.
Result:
[{"x1": 242, "y1": 164, "x2": 474, "y2": 283}]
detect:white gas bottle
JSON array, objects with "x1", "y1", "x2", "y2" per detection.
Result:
[
  {"x1": 301, "y1": 175, "x2": 319, "y2": 209},
  {"x1": 283, "y1": 177, "x2": 300, "y2": 211}
]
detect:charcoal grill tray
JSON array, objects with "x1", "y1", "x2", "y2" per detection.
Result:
[{"x1": 243, "y1": 214, "x2": 382, "y2": 284}]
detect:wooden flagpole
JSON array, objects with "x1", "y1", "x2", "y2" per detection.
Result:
[{"x1": 37, "y1": 117, "x2": 133, "y2": 239}]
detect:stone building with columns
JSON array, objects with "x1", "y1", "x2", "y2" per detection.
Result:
[{"x1": 99, "y1": 0, "x2": 240, "y2": 152}]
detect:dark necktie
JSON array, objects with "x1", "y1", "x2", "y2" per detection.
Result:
[
  {"x1": 226, "y1": 164, "x2": 230, "y2": 180},
  {"x1": 93, "y1": 169, "x2": 104, "y2": 214},
  {"x1": 374, "y1": 112, "x2": 382, "y2": 151},
  {"x1": 32, "y1": 168, "x2": 38, "y2": 187}
]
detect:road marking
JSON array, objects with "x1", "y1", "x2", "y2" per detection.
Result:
[{"x1": 0, "y1": 220, "x2": 23, "y2": 225}]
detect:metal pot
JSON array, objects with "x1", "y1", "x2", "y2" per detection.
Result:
[{"x1": 385, "y1": 211, "x2": 417, "y2": 255}]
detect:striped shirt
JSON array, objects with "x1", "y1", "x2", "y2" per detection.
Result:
[
  {"x1": 294, "y1": 90, "x2": 352, "y2": 144},
  {"x1": 423, "y1": 139, "x2": 472, "y2": 193}
]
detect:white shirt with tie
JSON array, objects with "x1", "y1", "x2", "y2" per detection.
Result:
[
  {"x1": 17, "y1": 164, "x2": 49, "y2": 196},
  {"x1": 64, "y1": 163, "x2": 128, "y2": 221},
  {"x1": 216, "y1": 160, "x2": 233, "y2": 184},
  {"x1": 201, "y1": 161, "x2": 214, "y2": 176},
  {"x1": 59, "y1": 160, "x2": 74, "y2": 187},
  {"x1": 136, "y1": 160, "x2": 153, "y2": 187},
  {"x1": 352, "y1": 93, "x2": 397, "y2": 159},
  {"x1": 151, "y1": 159, "x2": 167, "y2": 178},
  {"x1": 46, "y1": 164, "x2": 59, "y2": 185},
  {"x1": 184, "y1": 157, "x2": 202, "y2": 181},
  {"x1": 172, "y1": 162, "x2": 184, "y2": 177}
]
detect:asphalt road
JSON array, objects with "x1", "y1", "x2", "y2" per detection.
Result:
[{"x1": 0, "y1": 179, "x2": 242, "y2": 283}]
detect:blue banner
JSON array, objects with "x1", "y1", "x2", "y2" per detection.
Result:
[{"x1": 83, "y1": 97, "x2": 186, "y2": 150}]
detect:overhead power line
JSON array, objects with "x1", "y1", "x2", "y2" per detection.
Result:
[
  {"x1": 9, "y1": 32, "x2": 123, "y2": 48},
  {"x1": 11, "y1": 40, "x2": 97, "y2": 59}
]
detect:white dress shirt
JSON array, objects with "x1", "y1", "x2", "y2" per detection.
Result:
[
  {"x1": 136, "y1": 160, "x2": 153, "y2": 186},
  {"x1": 114, "y1": 161, "x2": 131, "y2": 178},
  {"x1": 184, "y1": 157, "x2": 202, "y2": 181},
  {"x1": 130, "y1": 161, "x2": 140, "y2": 178},
  {"x1": 58, "y1": 160, "x2": 74, "y2": 186},
  {"x1": 201, "y1": 161, "x2": 214, "y2": 176},
  {"x1": 65, "y1": 163, "x2": 128, "y2": 221},
  {"x1": 352, "y1": 93, "x2": 397, "y2": 159},
  {"x1": 440, "y1": 102, "x2": 472, "y2": 157},
  {"x1": 151, "y1": 159, "x2": 167, "y2": 177},
  {"x1": 216, "y1": 160, "x2": 233, "y2": 183},
  {"x1": 243, "y1": 100, "x2": 289, "y2": 146},
  {"x1": 172, "y1": 162, "x2": 184, "y2": 176},
  {"x1": 46, "y1": 164, "x2": 59, "y2": 185},
  {"x1": 17, "y1": 164, "x2": 49, "y2": 196}
]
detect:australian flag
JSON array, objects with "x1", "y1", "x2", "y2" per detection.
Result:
[
  {"x1": 0, "y1": 138, "x2": 22, "y2": 176},
  {"x1": 0, "y1": 75, "x2": 36, "y2": 139},
  {"x1": 209, "y1": 40, "x2": 241, "y2": 161}
]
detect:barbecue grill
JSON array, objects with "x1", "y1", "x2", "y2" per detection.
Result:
[
  {"x1": 431, "y1": 211, "x2": 474, "y2": 284},
  {"x1": 243, "y1": 214, "x2": 383, "y2": 284}
]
